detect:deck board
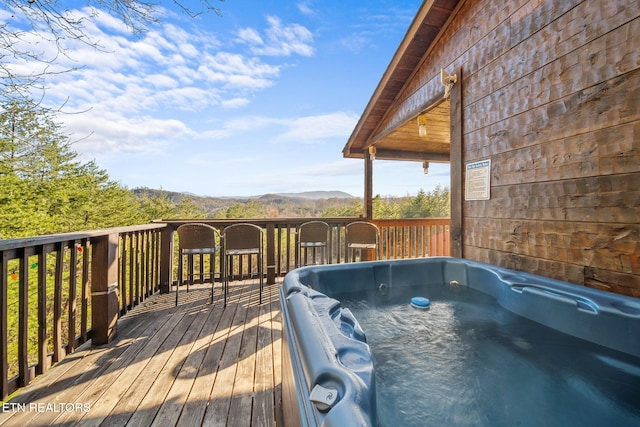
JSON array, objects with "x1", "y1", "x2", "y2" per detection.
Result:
[{"x1": 0, "y1": 280, "x2": 283, "y2": 427}]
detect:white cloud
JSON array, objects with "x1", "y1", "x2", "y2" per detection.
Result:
[
  {"x1": 222, "y1": 159, "x2": 363, "y2": 195},
  {"x1": 220, "y1": 97, "x2": 250, "y2": 109},
  {"x1": 278, "y1": 112, "x2": 359, "y2": 143},
  {"x1": 197, "y1": 52, "x2": 280, "y2": 89},
  {"x1": 239, "y1": 16, "x2": 314, "y2": 57},
  {"x1": 237, "y1": 27, "x2": 263, "y2": 45},
  {"x1": 196, "y1": 112, "x2": 357, "y2": 144},
  {"x1": 5, "y1": 8, "x2": 314, "y2": 115},
  {"x1": 68, "y1": 112, "x2": 192, "y2": 157},
  {"x1": 297, "y1": 2, "x2": 316, "y2": 16},
  {"x1": 84, "y1": 7, "x2": 132, "y2": 35}
]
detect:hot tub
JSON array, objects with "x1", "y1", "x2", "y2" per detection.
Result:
[{"x1": 279, "y1": 257, "x2": 640, "y2": 427}]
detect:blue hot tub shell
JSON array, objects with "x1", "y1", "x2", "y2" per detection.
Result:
[{"x1": 279, "y1": 257, "x2": 640, "y2": 427}]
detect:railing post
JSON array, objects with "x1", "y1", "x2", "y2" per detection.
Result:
[
  {"x1": 91, "y1": 233, "x2": 120, "y2": 345},
  {"x1": 266, "y1": 223, "x2": 276, "y2": 285},
  {"x1": 159, "y1": 225, "x2": 174, "y2": 294}
]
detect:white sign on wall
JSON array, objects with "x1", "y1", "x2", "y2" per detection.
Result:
[{"x1": 465, "y1": 159, "x2": 491, "y2": 200}]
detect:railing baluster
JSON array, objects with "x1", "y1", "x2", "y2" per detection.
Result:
[
  {"x1": 153, "y1": 230, "x2": 158, "y2": 289},
  {"x1": 130, "y1": 233, "x2": 136, "y2": 306},
  {"x1": 1, "y1": 250, "x2": 8, "y2": 399},
  {"x1": 266, "y1": 223, "x2": 275, "y2": 284},
  {"x1": 421, "y1": 225, "x2": 427, "y2": 257},
  {"x1": 120, "y1": 234, "x2": 128, "y2": 313},
  {"x1": 37, "y1": 249, "x2": 47, "y2": 375},
  {"x1": 276, "y1": 225, "x2": 282, "y2": 276},
  {"x1": 136, "y1": 232, "x2": 142, "y2": 302},
  {"x1": 68, "y1": 241, "x2": 78, "y2": 354},
  {"x1": 286, "y1": 223, "x2": 292, "y2": 272},
  {"x1": 129, "y1": 233, "x2": 136, "y2": 306},
  {"x1": 18, "y1": 248, "x2": 28, "y2": 387},
  {"x1": 81, "y1": 239, "x2": 89, "y2": 343},
  {"x1": 53, "y1": 242, "x2": 64, "y2": 364},
  {"x1": 145, "y1": 231, "x2": 151, "y2": 295}
]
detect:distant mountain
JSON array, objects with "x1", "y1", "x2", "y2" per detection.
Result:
[
  {"x1": 266, "y1": 191, "x2": 354, "y2": 200},
  {"x1": 133, "y1": 188, "x2": 355, "y2": 201},
  {"x1": 132, "y1": 188, "x2": 359, "y2": 217}
]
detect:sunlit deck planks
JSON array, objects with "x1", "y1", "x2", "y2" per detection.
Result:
[{"x1": 0, "y1": 280, "x2": 282, "y2": 427}]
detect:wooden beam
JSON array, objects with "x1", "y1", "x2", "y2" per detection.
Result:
[
  {"x1": 450, "y1": 67, "x2": 463, "y2": 258},
  {"x1": 374, "y1": 148, "x2": 450, "y2": 162},
  {"x1": 364, "y1": 152, "x2": 373, "y2": 219}
]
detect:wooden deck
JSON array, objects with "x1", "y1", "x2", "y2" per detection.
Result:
[{"x1": 0, "y1": 280, "x2": 283, "y2": 427}]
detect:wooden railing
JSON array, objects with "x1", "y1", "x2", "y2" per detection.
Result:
[
  {"x1": 1, "y1": 217, "x2": 449, "y2": 400},
  {"x1": 160, "y1": 217, "x2": 451, "y2": 285},
  {"x1": 0, "y1": 224, "x2": 166, "y2": 400},
  {"x1": 373, "y1": 218, "x2": 450, "y2": 260}
]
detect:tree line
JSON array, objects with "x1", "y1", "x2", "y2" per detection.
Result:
[
  {"x1": 0, "y1": 99, "x2": 203, "y2": 239},
  {"x1": 320, "y1": 187, "x2": 450, "y2": 219},
  {"x1": 1, "y1": 99, "x2": 449, "y2": 239}
]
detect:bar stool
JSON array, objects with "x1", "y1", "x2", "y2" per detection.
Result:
[
  {"x1": 297, "y1": 221, "x2": 330, "y2": 267},
  {"x1": 222, "y1": 223, "x2": 264, "y2": 307},
  {"x1": 176, "y1": 223, "x2": 221, "y2": 305},
  {"x1": 345, "y1": 221, "x2": 379, "y2": 262}
]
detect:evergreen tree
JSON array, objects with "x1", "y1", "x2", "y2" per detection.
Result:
[
  {"x1": 321, "y1": 199, "x2": 363, "y2": 218},
  {"x1": 135, "y1": 188, "x2": 204, "y2": 221},
  {"x1": 220, "y1": 200, "x2": 265, "y2": 219},
  {"x1": 400, "y1": 185, "x2": 450, "y2": 218},
  {"x1": 373, "y1": 194, "x2": 402, "y2": 218}
]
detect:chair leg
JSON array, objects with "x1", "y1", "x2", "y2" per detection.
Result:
[
  {"x1": 210, "y1": 253, "x2": 215, "y2": 304},
  {"x1": 187, "y1": 254, "x2": 193, "y2": 295},
  {"x1": 259, "y1": 253, "x2": 263, "y2": 304},
  {"x1": 223, "y1": 255, "x2": 228, "y2": 308},
  {"x1": 176, "y1": 253, "x2": 182, "y2": 306}
]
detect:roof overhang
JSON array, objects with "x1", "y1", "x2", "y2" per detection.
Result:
[{"x1": 343, "y1": 0, "x2": 460, "y2": 162}]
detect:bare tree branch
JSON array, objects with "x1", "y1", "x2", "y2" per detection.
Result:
[{"x1": 1, "y1": 0, "x2": 224, "y2": 103}]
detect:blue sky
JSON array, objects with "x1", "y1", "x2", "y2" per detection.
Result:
[{"x1": 5, "y1": 0, "x2": 450, "y2": 197}]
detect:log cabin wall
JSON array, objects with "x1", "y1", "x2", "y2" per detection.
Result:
[{"x1": 385, "y1": 0, "x2": 639, "y2": 296}]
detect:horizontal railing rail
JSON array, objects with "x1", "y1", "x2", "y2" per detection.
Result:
[
  {"x1": 1, "y1": 216, "x2": 450, "y2": 400},
  {"x1": 0, "y1": 223, "x2": 166, "y2": 400}
]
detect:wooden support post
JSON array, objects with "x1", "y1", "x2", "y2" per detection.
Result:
[
  {"x1": 364, "y1": 151, "x2": 373, "y2": 219},
  {"x1": 159, "y1": 225, "x2": 174, "y2": 294},
  {"x1": 266, "y1": 223, "x2": 276, "y2": 285},
  {"x1": 91, "y1": 233, "x2": 119, "y2": 345},
  {"x1": 450, "y1": 67, "x2": 464, "y2": 258}
]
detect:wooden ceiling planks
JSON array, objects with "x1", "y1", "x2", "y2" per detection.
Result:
[{"x1": 369, "y1": 99, "x2": 451, "y2": 162}]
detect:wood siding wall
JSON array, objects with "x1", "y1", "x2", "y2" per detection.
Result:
[{"x1": 393, "y1": 0, "x2": 639, "y2": 296}]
